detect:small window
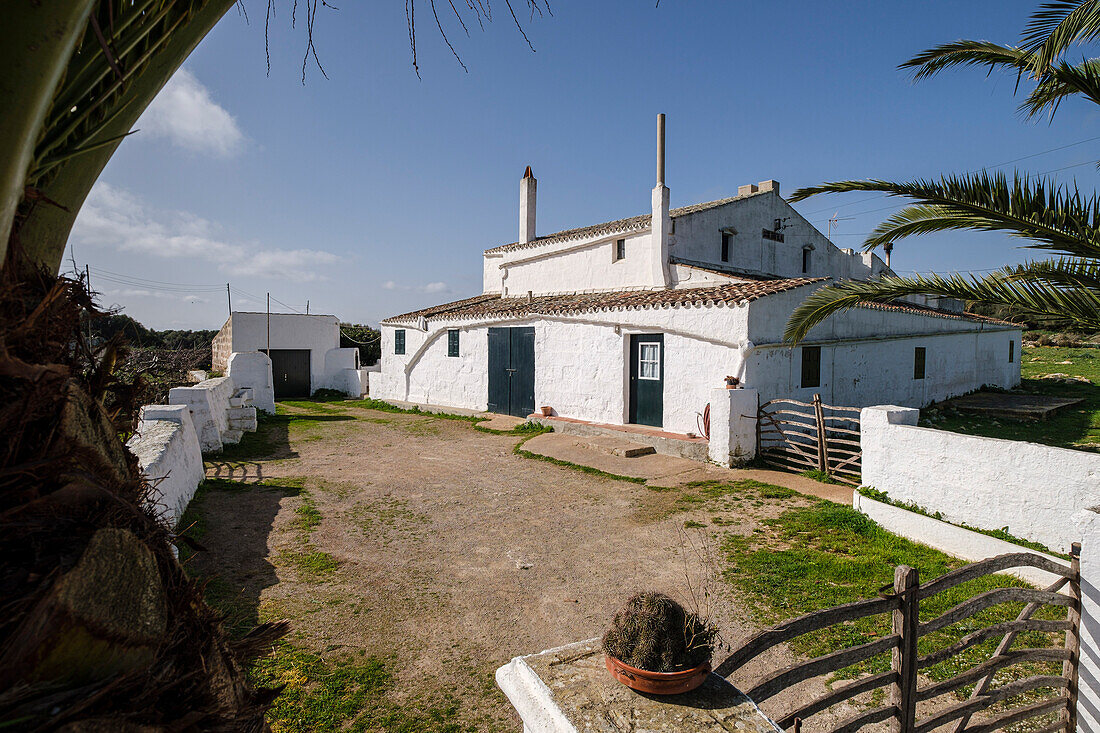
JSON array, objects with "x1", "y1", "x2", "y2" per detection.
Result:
[
  {"x1": 447, "y1": 329, "x2": 460, "y2": 357},
  {"x1": 802, "y1": 248, "x2": 812, "y2": 274},
  {"x1": 800, "y1": 346, "x2": 821, "y2": 388},
  {"x1": 638, "y1": 342, "x2": 661, "y2": 380},
  {"x1": 721, "y1": 233, "x2": 730, "y2": 262},
  {"x1": 614, "y1": 238, "x2": 626, "y2": 261},
  {"x1": 394, "y1": 329, "x2": 406, "y2": 355},
  {"x1": 914, "y1": 347, "x2": 926, "y2": 380},
  {"x1": 1008, "y1": 340, "x2": 1015, "y2": 363}
]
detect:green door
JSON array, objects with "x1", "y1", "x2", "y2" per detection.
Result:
[
  {"x1": 629, "y1": 334, "x2": 663, "y2": 427},
  {"x1": 487, "y1": 327, "x2": 535, "y2": 418}
]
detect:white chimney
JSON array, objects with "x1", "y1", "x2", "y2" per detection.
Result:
[
  {"x1": 520, "y1": 166, "x2": 536, "y2": 244},
  {"x1": 650, "y1": 114, "x2": 671, "y2": 288}
]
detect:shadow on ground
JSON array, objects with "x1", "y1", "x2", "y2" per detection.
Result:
[
  {"x1": 180, "y1": 477, "x2": 304, "y2": 637},
  {"x1": 206, "y1": 412, "x2": 357, "y2": 478}
]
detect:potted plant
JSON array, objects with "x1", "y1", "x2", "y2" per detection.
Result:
[
  {"x1": 724, "y1": 375, "x2": 740, "y2": 389},
  {"x1": 602, "y1": 592, "x2": 717, "y2": 695},
  {"x1": 540, "y1": 405, "x2": 554, "y2": 416}
]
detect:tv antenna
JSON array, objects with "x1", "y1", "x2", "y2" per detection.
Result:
[{"x1": 828, "y1": 212, "x2": 854, "y2": 240}]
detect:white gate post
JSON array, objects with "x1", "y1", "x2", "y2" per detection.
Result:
[{"x1": 708, "y1": 388, "x2": 758, "y2": 467}]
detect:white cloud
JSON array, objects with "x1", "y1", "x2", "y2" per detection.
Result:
[
  {"x1": 135, "y1": 69, "x2": 244, "y2": 157},
  {"x1": 101, "y1": 288, "x2": 210, "y2": 303},
  {"x1": 381, "y1": 280, "x2": 450, "y2": 293},
  {"x1": 73, "y1": 183, "x2": 340, "y2": 282}
]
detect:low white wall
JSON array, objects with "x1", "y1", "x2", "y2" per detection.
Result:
[
  {"x1": 319, "y1": 347, "x2": 362, "y2": 396},
  {"x1": 708, "y1": 387, "x2": 758, "y2": 467},
  {"x1": 127, "y1": 404, "x2": 204, "y2": 527},
  {"x1": 854, "y1": 493, "x2": 1065, "y2": 587},
  {"x1": 1073, "y1": 510, "x2": 1100, "y2": 733},
  {"x1": 862, "y1": 405, "x2": 1100, "y2": 554},
  {"x1": 169, "y1": 376, "x2": 234, "y2": 452},
  {"x1": 226, "y1": 351, "x2": 275, "y2": 414}
]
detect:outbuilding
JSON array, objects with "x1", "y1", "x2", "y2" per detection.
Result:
[{"x1": 211, "y1": 311, "x2": 364, "y2": 398}]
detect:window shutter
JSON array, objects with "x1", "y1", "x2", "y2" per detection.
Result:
[
  {"x1": 800, "y1": 346, "x2": 821, "y2": 388},
  {"x1": 448, "y1": 329, "x2": 460, "y2": 357},
  {"x1": 395, "y1": 329, "x2": 405, "y2": 355},
  {"x1": 914, "y1": 347, "x2": 926, "y2": 380}
]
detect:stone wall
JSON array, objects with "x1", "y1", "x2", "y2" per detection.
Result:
[
  {"x1": 211, "y1": 316, "x2": 232, "y2": 373},
  {"x1": 861, "y1": 405, "x2": 1100, "y2": 554},
  {"x1": 126, "y1": 404, "x2": 205, "y2": 527}
]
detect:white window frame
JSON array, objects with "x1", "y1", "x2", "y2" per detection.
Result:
[{"x1": 638, "y1": 342, "x2": 661, "y2": 380}]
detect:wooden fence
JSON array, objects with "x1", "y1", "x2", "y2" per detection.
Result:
[
  {"x1": 758, "y1": 394, "x2": 862, "y2": 484},
  {"x1": 716, "y1": 549, "x2": 1082, "y2": 733}
]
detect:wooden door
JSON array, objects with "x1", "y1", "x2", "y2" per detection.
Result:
[
  {"x1": 265, "y1": 349, "x2": 311, "y2": 399},
  {"x1": 487, "y1": 327, "x2": 535, "y2": 418},
  {"x1": 629, "y1": 334, "x2": 663, "y2": 427}
]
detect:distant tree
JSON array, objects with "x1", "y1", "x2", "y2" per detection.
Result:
[
  {"x1": 339, "y1": 323, "x2": 381, "y2": 366},
  {"x1": 785, "y1": 0, "x2": 1100, "y2": 343}
]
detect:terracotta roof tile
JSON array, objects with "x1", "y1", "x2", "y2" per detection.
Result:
[
  {"x1": 381, "y1": 278, "x2": 824, "y2": 325},
  {"x1": 855, "y1": 301, "x2": 1018, "y2": 326},
  {"x1": 484, "y1": 191, "x2": 769, "y2": 255}
]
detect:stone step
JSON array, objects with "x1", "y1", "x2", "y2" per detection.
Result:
[
  {"x1": 221, "y1": 428, "x2": 244, "y2": 445},
  {"x1": 585, "y1": 435, "x2": 657, "y2": 458}
]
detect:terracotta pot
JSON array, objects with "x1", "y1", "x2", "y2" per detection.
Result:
[
  {"x1": 540, "y1": 406, "x2": 553, "y2": 417},
  {"x1": 604, "y1": 655, "x2": 711, "y2": 695}
]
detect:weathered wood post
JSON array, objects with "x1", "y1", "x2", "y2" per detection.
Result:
[
  {"x1": 1063, "y1": 542, "x2": 1082, "y2": 733},
  {"x1": 891, "y1": 565, "x2": 919, "y2": 733},
  {"x1": 812, "y1": 393, "x2": 829, "y2": 474}
]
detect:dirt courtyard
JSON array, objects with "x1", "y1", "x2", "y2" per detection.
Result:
[{"x1": 189, "y1": 401, "x2": 829, "y2": 731}]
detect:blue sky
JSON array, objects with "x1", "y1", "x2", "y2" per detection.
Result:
[{"x1": 67, "y1": 0, "x2": 1100, "y2": 329}]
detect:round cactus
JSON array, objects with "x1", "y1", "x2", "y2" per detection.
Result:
[{"x1": 601, "y1": 592, "x2": 716, "y2": 673}]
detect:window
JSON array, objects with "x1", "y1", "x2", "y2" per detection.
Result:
[
  {"x1": 614, "y1": 238, "x2": 626, "y2": 261},
  {"x1": 914, "y1": 347, "x2": 926, "y2": 380},
  {"x1": 394, "y1": 329, "x2": 405, "y2": 355},
  {"x1": 638, "y1": 342, "x2": 661, "y2": 380},
  {"x1": 802, "y1": 248, "x2": 812, "y2": 274},
  {"x1": 1008, "y1": 340, "x2": 1015, "y2": 363},
  {"x1": 721, "y1": 233, "x2": 730, "y2": 262},
  {"x1": 800, "y1": 346, "x2": 821, "y2": 388},
  {"x1": 447, "y1": 329, "x2": 460, "y2": 357}
]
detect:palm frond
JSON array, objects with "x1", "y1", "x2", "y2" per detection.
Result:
[
  {"x1": 1022, "y1": 0, "x2": 1100, "y2": 71},
  {"x1": 1002, "y1": 256, "x2": 1100, "y2": 291},
  {"x1": 783, "y1": 272, "x2": 1100, "y2": 344},
  {"x1": 1022, "y1": 57, "x2": 1100, "y2": 117},
  {"x1": 789, "y1": 172, "x2": 1100, "y2": 258},
  {"x1": 900, "y1": 40, "x2": 1035, "y2": 81}
]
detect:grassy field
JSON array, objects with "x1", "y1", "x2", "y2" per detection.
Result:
[{"x1": 922, "y1": 345, "x2": 1100, "y2": 452}]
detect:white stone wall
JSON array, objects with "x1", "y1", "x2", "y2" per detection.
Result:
[
  {"x1": 225, "y1": 311, "x2": 340, "y2": 392},
  {"x1": 226, "y1": 351, "x2": 276, "y2": 413},
  {"x1": 497, "y1": 230, "x2": 655, "y2": 298},
  {"x1": 708, "y1": 388, "x2": 759, "y2": 466},
  {"x1": 862, "y1": 405, "x2": 1100, "y2": 554},
  {"x1": 127, "y1": 404, "x2": 205, "y2": 527}
]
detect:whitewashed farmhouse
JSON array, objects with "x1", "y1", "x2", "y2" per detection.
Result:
[{"x1": 372, "y1": 116, "x2": 1021, "y2": 434}]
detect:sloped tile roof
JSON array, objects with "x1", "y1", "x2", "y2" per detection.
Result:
[
  {"x1": 855, "y1": 301, "x2": 1018, "y2": 327},
  {"x1": 381, "y1": 277, "x2": 825, "y2": 325},
  {"x1": 484, "y1": 190, "x2": 769, "y2": 255}
]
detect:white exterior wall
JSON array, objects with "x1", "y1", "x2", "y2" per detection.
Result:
[
  {"x1": 862, "y1": 405, "x2": 1100, "y2": 554},
  {"x1": 375, "y1": 304, "x2": 751, "y2": 433},
  {"x1": 169, "y1": 376, "x2": 234, "y2": 452},
  {"x1": 743, "y1": 288, "x2": 1021, "y2": 407},
  {"x1": 227, "y1": 312, "x2": 340, "y2": 392},
  {"x1": 226, "y1": 351, "x2": 276, "y2": 414},
  {"x1": 497, "y1": 230, "x2": 654, "y2": 297}
]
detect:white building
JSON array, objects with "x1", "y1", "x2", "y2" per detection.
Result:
[
  {"x1": 371, "y1": 117, "x2": 1021, "y2": 433},
  {"x1": 212, "y1": 312, "x2": 365, "y2": 399}
]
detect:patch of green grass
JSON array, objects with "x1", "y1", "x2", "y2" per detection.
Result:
[
  {"x1": 252, "y1": 642, "x2": 474, "y2": 733},
  {"x1": 800, "y1": 469, "x2": 843, "y2": 485},
  {"x1": 923, "y1": 346, "x2": 1099, "y2": 452},
  {"x1": 278, "y1": 548, "x2": 340, "y2": 583},
  {"x1": 350, "y1": 398, "x2": 482, "y2": 423},
  {"x1": 857, "y1": 487, "x2": 1064, "y2": 558},
  {"x1": 721, "y1": 500, "x2": 1064, "y2": 683},
  {"x1": 293, "y1": 493, "x2": 322, "y2": 533},
  {"x1": 683, "y1": 520, "x2": 707, "y2": 529}
]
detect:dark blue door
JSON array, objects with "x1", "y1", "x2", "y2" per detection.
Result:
[
  {"x1": 487, "y1": 327, "x2": 535, "y2": 417},
  {"x1": 629, "y1": 334, "x2": 663, "y2": 427}
]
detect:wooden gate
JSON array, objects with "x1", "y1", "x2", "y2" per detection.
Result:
[
  {"x1": 758, "y1": 393, "x2": 862, "y2": 484},
  {"x1": 715, "y1": 548, "x2": 1082, "y2": 733}
]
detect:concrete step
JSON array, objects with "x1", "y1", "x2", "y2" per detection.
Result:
[
  {"x1": 221, "y1": 428, "x2": 244, "y2": 445},
  {"x1": 585, "y1": 435, "x2": 656, "y2": 458},
  {"x1": 533, "y1": 416, "x2": 709, "y2": 462}
]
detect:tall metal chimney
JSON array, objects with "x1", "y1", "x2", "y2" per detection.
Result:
[
  {"x1": 883, "y1": 241, "x2": 894, "y2": 268},
  {"x1": 656, "y1": 113, "x2": 665, "y2": 186},
  {"x1": 650, "y1": 114, "x2": 671, "y2": 288},
  {"x1": 520, "y1": 166, "x2": 536, "y2": 244}
]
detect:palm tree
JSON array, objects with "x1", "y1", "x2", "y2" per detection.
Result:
[
  {"x1": 784, "y1": 0, "x2": 1100, "y2": 343},
  {"x1": 0, "y1": 2, "x2": 546, "y2": 728}
]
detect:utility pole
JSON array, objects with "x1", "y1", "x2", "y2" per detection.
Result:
[
  {"x1": 306, "y1": 300, "x2": 309, "y2": 315},
  {"x1": 266, "y1": 292, "x2": 271, "y2": 356},
  {"x1": 226, "y1": 283, "x2": 232, "y2": 317}
]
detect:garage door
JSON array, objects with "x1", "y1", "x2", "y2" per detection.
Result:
[{"x1": 264, "y1": 349, "x2": 311, "y2": 399}]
